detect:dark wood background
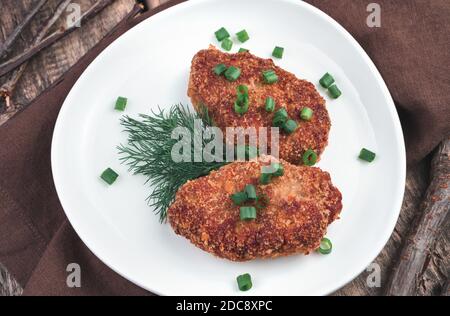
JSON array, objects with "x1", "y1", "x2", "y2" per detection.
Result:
[{"x1": 0, "y1": 0, "x2": 448, "y2": 296}]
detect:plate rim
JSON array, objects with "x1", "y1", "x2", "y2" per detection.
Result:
[{"x1": 51, "y1": 0, "x2": 406, "y2": 296}]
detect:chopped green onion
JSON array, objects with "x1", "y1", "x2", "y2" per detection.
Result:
[
  {"x1": 215, "y1": 27, "x2": 230, "y2": 41},
  {"x1": 300, "y1": 107, "x2": 313, "y2": 121},
  {"x1": 272, "y1": 46, "x2": 284, "y2": 59},
  {"x1": 234, "y1": 84, "x2": 249, "y2": 115},
  {"x1": 213, "y1": 63, "x2": 227, "y2": 75},
  {"x1": 234, "y1": 95, "x2": 249, "y2": 115},
  {"x1": 236, "y1": 273, "x2": 252, "y2": 291},
  {"x1": 234, "y1": 100, "x2": 249, "y2": 115},
  {"x1": 240, "y1": 206, "x2": 257, "y2": 221},
  {"x1": 224, "y1": 66, "x2": 241, "y2": 81},
  {"x1": 245, "y1": 184, "x2": 257, "y2": 201},
  {"x1": 100, "y1": 168, "x2": 119, "y2": 185},
  {"x1": 236, "y1": 29, "x2": 250, "y2": 43},
  {"x1": 318, "y1": 237, "x2": 332, "y2": 255},
  {"x1": 282, "y1": 119, "x2": 298, "y2": 134},
  {"x1": 221, "y1": 38, "x2": 233, "y2": 51},
  {"x1": 238, "y1": 48, "x2": 249, "y2": 53},
  {"x1": 115, "y1": 97, "x2": 128, "y2": 111},
  {"x1": 319, "y1": 73, "x2": 335, "y2": 89},
  {"x1": 261, "y1": 162, "x2": 284, "y2": 178},
  {"x1": 302, "y1": 149, "x2": 317, "y2": 166},
  {"x1": 272, "y1": 162, "x2": 284, "y2": 177},
  {"x1": 265, "y1": 97, "x2": 275, "y2": 112},
  {"x1": 328, "y1": 85, "x2": 342, "y2": 99},
  {"x1": 236, "y1": 93, "x2": 248, "y2": 105},
  {"x1": 359, "y1": 148, "x2": 376, "y2": 162},
  {"x1": 259, "y1": 172, "x2": 272, "y2": 185},
  {"x1": 272, "y1": 107, "x2": 288, "y2": 127},
  {"x1": 262, "y1": 70, "x2": 278, "y2": 84},
  {"x1": 231, "y1": 191, "x2": 248, "y2": 205}
]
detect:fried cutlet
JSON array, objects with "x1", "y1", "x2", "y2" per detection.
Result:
[
  {"x1": 168, "y1": 158, "x2": 342, "y2": 261},
  {"x1": 188, "y1": 46, "x2": 331, "y2": 165}
]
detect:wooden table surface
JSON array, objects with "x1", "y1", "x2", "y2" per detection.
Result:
[{"x1": 0, "y1": 0, "x2": 448, "y2": 296}]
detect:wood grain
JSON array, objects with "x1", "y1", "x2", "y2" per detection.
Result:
[
  {"x1": 0, "y1": 0, "x2": 48, "y2": 58},
  {"x1": 385, "y1": 138, "x2": 449, "y2": 295},
  {"x1": 0, "y1": 0, "x2": 136, "y2": 120},
  {"x1": 0, "y1": 0, "x2": 447, "y2": 296}
]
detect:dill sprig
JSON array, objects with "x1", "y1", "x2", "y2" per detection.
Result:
[{"x1": 117, "y1": 104, "x2": 228, "y2": 222}]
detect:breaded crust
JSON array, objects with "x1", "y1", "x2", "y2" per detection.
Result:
[
  {"x1": 188, "y1": 46, "x2": 331, "y2": 164},
  {"x1": 168, "y1": 159, "x2": 342, "y2": 261}
]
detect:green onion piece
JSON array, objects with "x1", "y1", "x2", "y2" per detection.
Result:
[
  {"x1": 245, "y1": 184, "x2": 257, "y2": 201},
  {"x1": 302, "y1": 149, "x2": 317, "y2": 166},
  {"x1": 262, "y1": 70, "x2": 278, "y2": 84},
  {"x1": 240, "y1": 206, "x2": 257, "y2": 221},
  {"x1": 272, "y1": 107, "x2": 288, "y2": 127},
  {"x1": 236, "y1": 93, "x2": 249, "y2": 105},
  {"x1": 328, "y1": 85, "x2": 342, "y2": 99},
  {"x1": 300, "y1": 107, "x2": 313, "y2": 121},
  {"x1": 272, "y1": 162, "x2": 284, "y2": 177},
  {"x1": 236, "y1": 273, "x2": 252, "y2": 291},
  {"x1": 359, "y1": 148, "x2": 376, "y2": 162},
  {"x1": 236, "y1": 29, "x2": 250, "y2": 43},
  {"x1": 221, "y1": 38, "x2": 233, "y2": 51},
  {"x1": 319, "y1": 73, "x2": 335, "y2": 88},
  {"x1": 215, "y1": 27, "x2": 230, "y2": 41},
  {"x1": 261, "y1": 162, "x2": 283, "y2": 177},
  {"x1": 234, "y1": 100, "x2": 249, "y2": 115},
  {"x1": 272, "y1": 46, "x2": 284, "y2": 59},
  {"x1": 238, "y1": 48, "x2": 249, "y2": 53},
  {"x1": 282, "y1": 119, "x2": 298, "y2": 134},
  {"x1": 231, "y1": 191, "x2": 248, "y2": 205},
  {"x1": 224, "y1": 66, "x2": 241, "y2": 81},
  {"x1": 115, "y1": 96, "x2": 128, "y2": 111},
  {"x1": 100, "y1": 168, "x2": 119, "y2": 185},
  {"x1": 213, "y1": 63, "x2": 227, "y2": 75},
  {"x1": 265, "y1": 97, "x2": 275, "y2": 112},
  {"x1": 318, "y1": 237, "x2": 332, "y2": 255},
  {"x1": 259, "y1": 172, "x2": 272, "y2": 185},
  {"x1": 234, "y1": 84, "x2": 251, "y2": 115},
  {"x1": 234, "y1": 86, "x2": 249, "y2": 115}
]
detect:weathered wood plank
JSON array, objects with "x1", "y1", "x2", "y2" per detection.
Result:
[
  {"x1": 0, "y1": 0, "x2": 136, "y2": 121},
  {"x1": 385, "y1": 139, "x2": 449, "y2": 296}
]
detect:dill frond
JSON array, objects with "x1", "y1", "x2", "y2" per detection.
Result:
[{"x1": 117, "y1": 104, "x2": 228, "y2": 222}]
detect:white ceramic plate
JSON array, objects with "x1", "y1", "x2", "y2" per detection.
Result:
[{"x1": 52, "y1": 0, "x2": 406, "y2": 295}]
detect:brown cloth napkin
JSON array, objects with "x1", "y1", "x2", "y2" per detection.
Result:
[{"x1": 0, "y1": 0, "x2": 449, "y2": 296}]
